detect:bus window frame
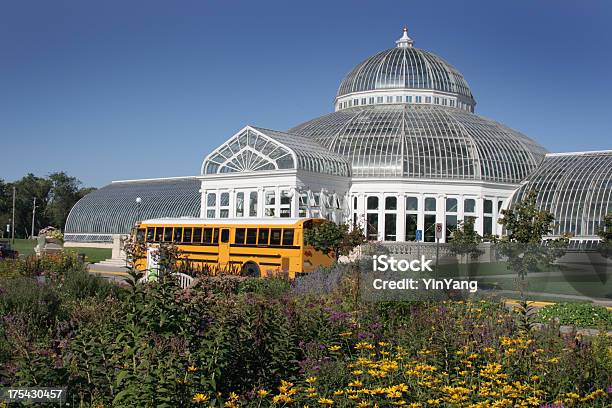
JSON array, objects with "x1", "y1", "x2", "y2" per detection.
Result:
[
  {"x1": 192, "y1": 227, "x2": 202, "y2": 244},
  {"x1": 203, "y1": 228, "x2": 213, "y2": 244},
  {"x1": 212, "y1": 228, "x2": 219, "y2": 244},
  {"x1": 136, "y1": 228, "x2": 145, "y2": 242},
  {"x1": 246, "y1": 228, "x2": 257, "y2": 245},
  {"x1": 182, "y1": 227, "x2": 193, "y2": 243},
  {"x1": 282, "y1": 229, "x2": 294, "y2": 246},
  {"x1": 258, "y1": 228, "x2": 269, "y2": 246},
  {"x1": 270, "y1": 228, "x2": 282, "y2": 246},
  {"x1": 173, "y1": 227, "x2": 183, "y2": 242},
  {"x1": 221, "y1": 228, "x2": 230, "y2": 243},
  {"x1": 163, "y1": 227, "x2": 173, "y2": 242},
  {"x1": 235, "y1": 228, "x2": 246, "y2": 244},
  {"x1": 146, "y1": 227, "x2": 155, "y2": 242}
]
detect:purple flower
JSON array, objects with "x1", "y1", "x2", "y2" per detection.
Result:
[
  {"x1": 607, "y1": 385, "x2": 612, "y2": 394},
  {"x1": 540, "y1": 403, "x2": 564, "y2": 408}
]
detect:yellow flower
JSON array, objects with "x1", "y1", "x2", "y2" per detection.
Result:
[
  {"x1": 357, "y1": 401, "x2": 370, "y2": 408},
  {"x1": 228, "y1": 392, "x2": 239, "y2": 402},
  {"x1": 352, "y1": 370, "x2": 364, "y2": 376},
  {"x1": 318, "y1": 397, "x2": 334, "y2": 405},
  {"x1": 192, "y1": 394, "x2": 209, "y2": 403},
  {"x1": 355, "y1": 342, "x2": 374, "y2": 350},
  {"x1": 273, "y1": 394, "x2": 293, "y2": 404},
  {"x1": 306, "y1": 376, "x2": 317, "y2": 384},
  {"x1": 340, "y1": 331, "x2": 352, "y2": 337},
  {"x1": 188, "y1": 365, "x2": 198, "y2": 372},
  {"x1": 333, "y1": 390, "x2": 344, "y2": 396},
  {"x1": 328, "y1": 345, "x2": 341, "y2": 352},
  {"x1": 348, "y1": 380, "x2": 363, "y2": 387},
  {"x1": 257, "y1": 389, "x2": 269, "y2": 397}
]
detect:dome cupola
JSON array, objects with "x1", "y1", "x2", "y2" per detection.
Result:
[{"x1": 335, "y1": 28, "x2": 476, "y2": 112}]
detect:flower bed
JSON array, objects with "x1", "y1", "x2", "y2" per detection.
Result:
[{"x1": 0, "y1": 265, "x2": 610, "y2": 407}]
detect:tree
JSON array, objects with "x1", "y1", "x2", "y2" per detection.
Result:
[
  {"x1": 45, "y1": 172, "x2": 83, "y2": 229},
  {"x1": 448, "y1": 217, "x2": 483, "y2": 264},
  {"x1": 497, "y1": 190, "x2": 568, "y2": 279},
  {"x1": 598, "y1": 213, "x2": 612, "y2": 258},
  {"x1": 304, "y1": 220, "x2": 366, "y2": 261},
  {"x1": 0, "y1": 172, "x2": 96, "y2": 238}
]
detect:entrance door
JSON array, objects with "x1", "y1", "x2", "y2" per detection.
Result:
[{"x1": 218, "y1": 228, "x2": 230, "y2": 271}]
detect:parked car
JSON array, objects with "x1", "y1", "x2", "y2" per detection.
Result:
[{"x1": 0, "y1": 242, "x2": 18, "y2": 260}]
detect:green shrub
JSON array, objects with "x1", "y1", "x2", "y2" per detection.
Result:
[
  {"x1": 59, "y1": 269, "x2": 120, "y2": 300},
  {"x1": 0, "y1": 277, "x2": 64, "y2": 332},
  {"x1": 535, "y1": 302, "x2": 612, "y2": 328}
]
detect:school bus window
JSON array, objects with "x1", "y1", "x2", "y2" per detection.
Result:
[
  {"x1": 203, "y1": 228, "x2": 213, "y2": 244},
  {"x1": 258, "y1": 228, "x2": 269, "y2": 245},
  {"x1": 246, "y1": 228, "x2": 257, "y2": 245},
  {"x1": 146, "y1": 228, "x2": 155, "y2": 242},
  {"x1": 155, "y1": 227, "x2": 164, "y2": 242},
  {"x1": 282, "y1": 229, "x2": 294, "y2": 246},
  {"x1": 270, "y1": 228, "x2": 281, "y2": 245},
  {"x1": 221, "y1": 229, "x2": 230, "y2": 243},
  {"x1": 212, "y1": 228, "x2": 219, "y2": 244},
  {"x1": 136, "y1": 228, "x2": 145, "y2": 242},
  {"x1": 163, "y1": 227, "x2": 173, "y2": 242},
  {"x1": 173, "y1": 227, "x2": 183, "y2": 242},
  {"x1": 183, "y1": 227, "x2": 193, "y2": 243},
  {"x1": 193, "y1": 227, "x2": 202, "y2": 243},
  {"x1": 235, "y1": 228, "x2": 246, "y2": 244}
]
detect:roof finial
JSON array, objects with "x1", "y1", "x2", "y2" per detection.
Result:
[{"x1": 396, "y1": 26, "x2": 414, "y2": 48}]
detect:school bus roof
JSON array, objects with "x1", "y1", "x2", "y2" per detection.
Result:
[{"x1": 138, "y1": 217, "x2": 318, "y2": 226}]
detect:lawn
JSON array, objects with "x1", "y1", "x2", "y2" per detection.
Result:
[{"x1": 4, "y1": 238, "x2": 111, "y2": 264}]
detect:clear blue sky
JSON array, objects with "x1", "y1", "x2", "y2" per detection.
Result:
[{"x1": 1, "y1": 0, "x2": 611, "y2": 187}]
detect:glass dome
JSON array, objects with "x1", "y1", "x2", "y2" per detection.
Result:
[
  {"x1": 64, "y1": 177, "x2": 201, "y2": 242},
  {"x1": 336, "y1": 28, "x2": 475, "y2": 110},
  {"x1": 511, "y1": 151, "x2": 612, "y2": 237},
  {"x1": 289, "y1": 104, "x2": 547, "y2": 183}
]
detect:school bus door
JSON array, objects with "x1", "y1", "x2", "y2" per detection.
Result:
[{"x1": 218, "y1": 228, "x2": 230, "y2": 269}]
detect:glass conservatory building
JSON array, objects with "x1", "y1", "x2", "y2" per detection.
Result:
[{"x1": 64, "y1": 28, "x2": 611, "y2": 249}]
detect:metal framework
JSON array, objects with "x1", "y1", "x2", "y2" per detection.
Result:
[
  {"x1": 337, "y1": 45, "x2": 474, "y2": 103},
  {"x1": 511, "y1": 151, "x2": 612, "y2": 237},
  {"x1": 64, "y1": 177, "x2": 201, "y2": 240},
  {"x1": 290, "y1": 104, "x2": 547, "y2": 183},
  {"x1": 201, "y1": 126, "x2": 351, "y2": 177}
]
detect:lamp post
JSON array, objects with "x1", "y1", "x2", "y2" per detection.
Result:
[
  {"x1": 135, "y1": 197, "x2": 142, "y2": 224},
  {"x1": 31, "y1": 197, "x2": 37, "y2": 239}
]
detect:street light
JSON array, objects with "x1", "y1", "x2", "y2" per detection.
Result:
[{"x1": 135, "y1": 197, "x2": 142, "y2": 225}]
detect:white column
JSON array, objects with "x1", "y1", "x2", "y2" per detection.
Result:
[
  {"x1": 291, "y1": 187, "x2": 299, "y2": 218},
  {"x1": 378, "y1": 194, "x2": 385, "y2": 241},
  {"x1": 228, "y1": 189, "x2": 235, "y2": 218},
  {"x1": 200, "y1": 182, "x2": 206, "y2": 218},
  {"x1": 475, "y1": 196, "x2": 483, "y2": 236},
  {"x1": 438, "y1": 194, "x2": 446, "y2": 242},
  {"x1": 492, "y1": 196, "x2": 499, "y2": 236},
  {"x1": 357, "y1": 193, "x2": 365, "y2": 230},
  {"x1": 257, "y1": 188, "x2": 264, "y2": 218},
  {"x1": 417, "y1": 195, "x2": 425, "y2": 239},
  {"x1": 397, "y1": 193, "x2": 405, "y2": 242}
]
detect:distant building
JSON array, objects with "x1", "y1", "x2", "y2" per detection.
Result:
[{"x1": 65, "y1": 28, "x2": 611, "y2": 250}]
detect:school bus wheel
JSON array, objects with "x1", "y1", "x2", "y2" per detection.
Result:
[{"x1": 241, "y1": 261, "x2": 260, "y2": 278}]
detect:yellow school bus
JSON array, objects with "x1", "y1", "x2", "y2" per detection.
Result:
[{"x1": 133, "y1": 218, "x2": 333, "y2": 278}]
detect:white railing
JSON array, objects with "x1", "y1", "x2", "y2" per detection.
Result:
[
  {"x1": 176, "y1": 272, "x2": 194, "y2": 289},
  {"x1": 138, "y1": 271, "x2": 195, "y2": 289}
]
